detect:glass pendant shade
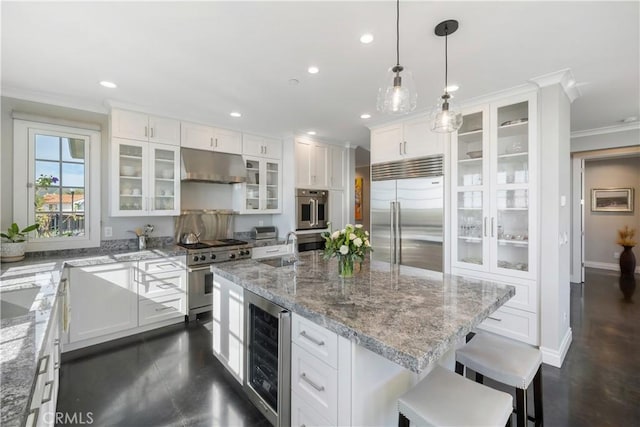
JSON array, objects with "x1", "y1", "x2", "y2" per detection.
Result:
[
  {"x1": 377, "y1": 66, "x2": 417, "y2": 115},
  {"x1": 431, "y1": 94, "x2": 463, "y2": 133}
]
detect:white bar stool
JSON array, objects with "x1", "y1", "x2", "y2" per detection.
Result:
[
  {"x1": 397, "y1": 365, "x2": 513, "y2": 427},
  {"x1": 455, "y1": 332, "x2": 543, "y2": 427}
]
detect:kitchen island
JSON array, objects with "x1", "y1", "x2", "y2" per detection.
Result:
[{"x1": 212, "y1": 250, "x2": 515, "y2": 425}]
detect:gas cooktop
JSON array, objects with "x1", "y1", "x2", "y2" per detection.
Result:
[{"x1": 178, "y1": 239, "x2": 249, "y2": 250}]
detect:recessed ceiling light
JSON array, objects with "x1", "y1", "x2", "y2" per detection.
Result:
[
  {"x1": 360, "y1": 33, "x2": 374, "y2": 44},
  {"x1": 308, "y1": 66, "x2": 319, "y2": 74},
  {"x1": 360, "y1": 113, "x2": 371, "y2": 119},
  {"x1": 230, "y1": 112, "x2": 242, "y2": 118},
  {"x1": 307, "y1": 131, "x2": 317, "y2": 135},
  {"x1": 288, "y1": 78, "x2": 300, "y2": 85},
  {"x1": 99, "y1": 81, "x2": 117, "y2": 89},
  {"x1": 445, "y1": 84, "x2": 459, "y2": 92}
]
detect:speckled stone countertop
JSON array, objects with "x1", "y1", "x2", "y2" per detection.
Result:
[
  {"x1": 212, "y1": 251, "x2": 515, "y2": 373},
  {"x1": 0, "y1": 245, "x2": 186, "y2": 427}
]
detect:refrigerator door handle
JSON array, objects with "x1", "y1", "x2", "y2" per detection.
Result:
[
  {"x1": 390, "y1": 201, "x2": 396, "y2": 265},
  {"x1": 395, "y1": 202, "x2": 401, "y2": 265},
  {"x1": 484, "y1": 217, "x2": 488, "y2": 237}
]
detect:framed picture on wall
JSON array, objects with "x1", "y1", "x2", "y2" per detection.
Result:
[
  {"x1": 591, "y1": 188, "x2": 634, "y2": 212},
  {"x1": 355, "y1": 177, "x2": 363, "y2": 221}
]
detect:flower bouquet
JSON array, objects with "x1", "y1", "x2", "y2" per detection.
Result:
[{"x1": 321, "y1": 223, "x2": 372, "y2": 278}]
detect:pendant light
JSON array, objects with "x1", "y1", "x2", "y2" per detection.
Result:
[
  {"x1": 376, "y1": 0, "x2": 417, "y2": 115},
  {"x1": 431, "y1": 20, "x2": 463, "y2": 133}
]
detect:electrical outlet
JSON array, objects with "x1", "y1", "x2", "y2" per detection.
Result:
[
  {"x1": 614, "y1": 252, "x2": 620, "y2": 259},
  {"x1": 104, "y1": 226, "x2": 113, "y2": 238}
]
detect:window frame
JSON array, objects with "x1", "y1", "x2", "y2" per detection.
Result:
[{"x1": 13, "y1": 119, "x2": 101, "y2": 251}]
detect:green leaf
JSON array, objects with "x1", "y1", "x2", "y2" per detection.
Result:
[
  {"x1": 0, "y1": 233, "x2": 10, "y2": 240},
  {"x1": 10, "y1": 223, "x2": 19, "y2": 234},
  {"x1": 21, "y1": 224, "x2": 39, "y2": 233}
]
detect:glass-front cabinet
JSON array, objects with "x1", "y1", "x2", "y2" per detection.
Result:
[
  {"x1": 111, "y1": 138, "x2": 180, "y2": 216},
  {"x1": 235, "y1": 156, "x2": 282, "y2": 213},
  {"x1": 452, "y1": 93, "x2": 536, "y2": 279}
]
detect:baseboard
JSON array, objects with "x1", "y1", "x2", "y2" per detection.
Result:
[
  {"x1": 541, "y1": 328, "x2": 572, "y2": 368},
  {"x1": 584, "y1": 261, "x2": 640, "y2": 274}
]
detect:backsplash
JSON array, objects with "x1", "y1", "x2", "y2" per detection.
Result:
[{"x1": 25, "y1": 237, "x2": 175, "y2": 259}]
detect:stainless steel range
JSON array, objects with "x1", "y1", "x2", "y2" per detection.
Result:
[{"x1": 181, "y1": 239, "x2": 252, "y2": 321}]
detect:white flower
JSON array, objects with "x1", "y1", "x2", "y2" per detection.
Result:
[
  {"x1": 331, "y1": 230, "x2": 340, "y2": 239},
  {"x1": 345, "y1": 223, "x2": 353, "y2": 228},
  {"x1": 355, "y1": 224, "x2": 363, "y2": 228},
  {"x1": 365, "y1": 231, "x2": 369, "y2": 236},
  {"x1": 349, "y1": 233, "x2": 356, "y2": 240},
  {"x1": 354, "y1": 237, "x2": 363, "y2": 247},
  {"x1": 339, "y1": 245, "x2": 349, "y2": 255},
  {"x1": 365, "y1": 240, "x2": 371, "y2": 247}
]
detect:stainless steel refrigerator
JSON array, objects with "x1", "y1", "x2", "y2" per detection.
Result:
[{"x1": 371, "y1": 155, "x2": 444, "y2": 272}]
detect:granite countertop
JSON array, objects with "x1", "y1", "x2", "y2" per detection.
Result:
[
  {"x1": 212, "y1": 251, "x2": 515, "y2": 373},
  {"x1": 0, "y1": 244, "x2": 186, "y2": 427}
]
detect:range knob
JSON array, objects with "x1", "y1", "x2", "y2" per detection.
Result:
[
  {"x1": 210, "y1": 254, "x2": 217, "y2": 260},
  {"x1": 242, "y1": 250, "x2": 250, "y2": 256},
  {"x1": 199, "y1": 255, "x2": 206, "y2": 261},
  {"x1": 229, "y1": 253, "x2": 236, "y2": 259},
  {"x1": 193, "y1": 256, "x2": 199, "y2": 262}
]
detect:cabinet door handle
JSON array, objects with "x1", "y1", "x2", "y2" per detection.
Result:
[
  {"x1": 491, "y1": 217, "x2": 495, "y2": 237},
  {"x1": 155, "y1": 306, "x2": 176, "y2": 312},
  {"x1": 488, "y1": 316, "x2": 502, "y2": 322},
  {"x1": 38, "y1": 354, "x2": 50, "y2": 375},
  {"x1": 215, "y1": 138, "x2": 218, "y2": 148},
  {"x1": 300, "y1": 330, "x2": 325, "y2": 346},
  {"x1": 399, "y1": 143, "x2": 403, "y2": 156},
  {"x1": 484, "y1": 217, "x2": 488, "y2": 237},
  {"x1": 41, "y1": 380, "x2": 54, "y2": 404},
  {"x1": 403, "y1": 141, "x2": 407, "y2": 154},
  {"x1": 144, "y1": 126, "x2": 148, "y2": 137},
  {"x1": 301, "y1": 373, "x2": 325, "y2": 392},
  {"x1": 150, "y1": 127, "x2": 154, "y2": 138}
]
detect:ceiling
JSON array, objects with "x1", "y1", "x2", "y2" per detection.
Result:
[{"x1": 2, "y1": 1, "x2": 638, "y2": 149}]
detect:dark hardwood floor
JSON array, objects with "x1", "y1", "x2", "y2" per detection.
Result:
[{"x1": 56, "y1": 268, "x2": 639, "y2": 426}]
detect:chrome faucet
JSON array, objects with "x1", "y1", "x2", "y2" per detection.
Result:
[{"x1": 285, "y1": 231, "x2": 298, "y2": 260}]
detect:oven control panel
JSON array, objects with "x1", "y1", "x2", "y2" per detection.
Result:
[{"x1": 188, "y1": 247, "x2": 252, "y2": 266}]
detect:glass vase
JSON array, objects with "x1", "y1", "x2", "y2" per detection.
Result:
[{"x1": 338, "y1": 255, "x2": 354, "y2": 278}]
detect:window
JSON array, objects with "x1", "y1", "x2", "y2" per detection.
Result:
[{"x1": 13, "y1": 119, "x2": 101, "y2": 251}]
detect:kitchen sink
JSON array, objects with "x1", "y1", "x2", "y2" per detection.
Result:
[{"x1": 256, "y1": 257, "x2": 297, "y2": 268}]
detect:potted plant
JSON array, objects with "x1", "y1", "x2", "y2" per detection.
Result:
[
  {"x1": 322, "y1": 223, "x2": 372, "y2": 278},
  {"x1": 616, "y1": 225, "x2": 636, "y2": 277},
  {"x1": 1, "y1": 222, "x2": 39, "y2": 262}
]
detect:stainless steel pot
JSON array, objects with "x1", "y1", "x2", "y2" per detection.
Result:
[{"x1": 181, "y1": 232, "x2": 200, "y2": 245}]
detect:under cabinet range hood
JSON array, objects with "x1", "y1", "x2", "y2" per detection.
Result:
[{"x1": 180, "y1": 148, "x2": 247, "y2": 184}]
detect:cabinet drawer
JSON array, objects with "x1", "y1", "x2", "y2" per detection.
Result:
[
  {"x1": 251, "y1": 245, "x2": 290, "y2": 260},
  {"x1": 292, "y1": 313, "x2": 338, "y2": 368},
  {"x1": 291, "y1": 391, "x2": 334, "y2": 427},
  {"x1": 139, "y1": 294, "x2": 186, "y2": 326},
  {"x1": 479, "y1": 306, "x2": 538, "y2": 345},
  {"x1": 292, "y1": 344, "x2": 338, "y2": 424},
  {"x1": 138, "y1": 270, "x2": 186, "y2": 300},
  {"x1": 139, "y1": 256, "x2": 186, "y2": 273}
]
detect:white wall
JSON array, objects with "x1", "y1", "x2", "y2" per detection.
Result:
[
  {"x1": 584, "y1": 157, "x2": 640, "y2": 267},
  {"x1": 571, "y1": 127, "x2": 640, "y2": 152}
]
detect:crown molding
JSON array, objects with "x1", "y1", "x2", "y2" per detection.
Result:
[
  {"x1": 571, "y1": 122, "x2": 640, "y2": 138},
  {"x1": 1, "y1": 86, "x2": 107, "y2": 114},
  {"x1": 529, "y1": 68, "x2": 581, "y2": 102}
]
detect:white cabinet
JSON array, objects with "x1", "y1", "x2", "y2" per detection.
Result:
[
  {"x1": 212, "y1": 274, "x2": 245, "y2": 384},
  {"x1": 68, "y1": 262, "x2": 137, "y2": 343},
  {"x1": 450, "y1": 92, "x2": 539, "y2": 345},
  {"x1": 137, "y1": 256, "x2": 187, "y2": 326},
  {"x1": 111, "y1": 109, "x2": 180, "y2": 145},
  {"x1": 180, "y1": 121, "x2": 242, "y2": 154},
  {"x1": 370, "y1": 117, "x2": 444, "y2": 164},
  {"x1": 243, "y1": 134, "x2": 282, "y2": 159},
  {"x1": 111, "y1": 138, "x2": 180, "y2": 216},
  {"x1": 329, "y1": 190, "x2": 346, "y2": 230},
  {"x1": 296, "y1": 139, "x2": 328, "y2": 188},
  {"x1": 234, "y1": 156, "x2": 282, "y2": 213},
  {"x1": 26, "y1": 291, "x2": 62, "y2": 427}
]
